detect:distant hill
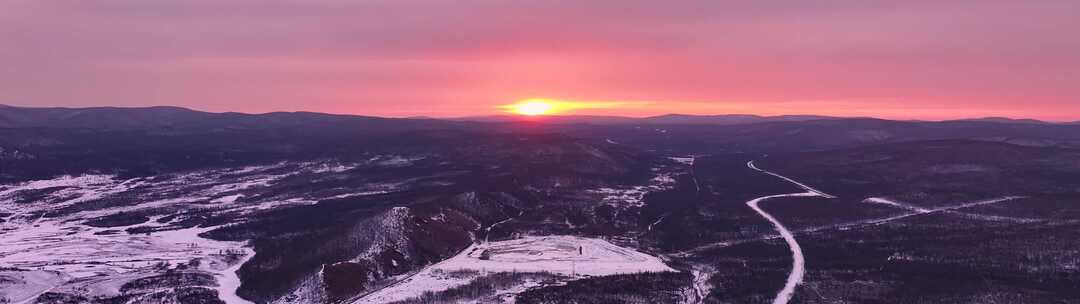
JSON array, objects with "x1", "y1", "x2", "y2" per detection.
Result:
[
  {"x1": 3, "y1": 104, "x2": 1080, "y2": 182},
  {"x1": 459, "y1": 113, "x2": 1080, "y2": 126},
  {"x1": 0, "y1": 105, "x2": 208, "y2": 129},
  {"x1": 641, "y1": 114, "x2": 840, "y2": 125},
  {"x1": 949, "y1": 117, "x2": 1051, "y2": 125},
  {"x1": 3, "y1": 104, "x2": 1069, "y2": 128},
  {"x1": 0, "y1": 104, "x2": 466, "y2": 131}
]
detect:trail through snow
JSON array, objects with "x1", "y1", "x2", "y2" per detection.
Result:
[
  {"x1": 677, "y1": 195, "x2": 1028, "y2": 257},
  {"x1": 864, "y1": 197, "x2": 1037, "y2": 223},
  {"x1": 217, "y1": 247, "x2": 255, "y2": 304},
  {"x1": 745, "y1": 161, "x2": 835, "y2": 304}
]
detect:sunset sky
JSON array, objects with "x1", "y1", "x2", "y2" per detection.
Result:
[{"x1": 2, "y1": 1, "x2": 1078, "y2": 120}]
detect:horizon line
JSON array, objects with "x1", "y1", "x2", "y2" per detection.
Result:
[{"x1": 0, "y1": 103, "x2": 1074, "y2": 124}]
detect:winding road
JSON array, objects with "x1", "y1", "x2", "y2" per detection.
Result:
[
  {"x1": 745, "y1": 161, "x2": 836, "y2": 304},
  {"x1": 679, "y1": 161, "x2": 1027, "y2": 304}
]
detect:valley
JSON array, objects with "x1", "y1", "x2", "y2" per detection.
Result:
[
  {"x1": 3, "y1": 1, "x2": 1079, "y2": 302},
  {"x1": 1, "y1": 106, "x2": 1079, "y2": 303}
]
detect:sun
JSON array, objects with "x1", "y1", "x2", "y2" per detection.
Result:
[
  {"x1": 498, "y1": 98, "x2": 624, "y2": 116},
  {"x1": 510, "y1": 100, "x2": 554, "y2": 116}
]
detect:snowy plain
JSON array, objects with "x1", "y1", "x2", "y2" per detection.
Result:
[{"x1": 0, "y1": 157, "x2": 421, "y2": 303}]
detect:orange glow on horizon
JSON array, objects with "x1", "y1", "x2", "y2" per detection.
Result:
[
  {"x1": 487, "y1": 98, "x2": 1068, "y2": 122},
  {"x1": 497, "y1": 98, "x2": 646, "y2": 116},
  {"x1": 509, "y1": 100, "x2": 554, "y2": 116}
]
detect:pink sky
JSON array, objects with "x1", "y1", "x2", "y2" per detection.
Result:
[{"x1": 2, "y1": 1, "x2": 1078, "y2": 120}]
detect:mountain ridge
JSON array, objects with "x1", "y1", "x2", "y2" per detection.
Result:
[{"x1": 1, "y1": 104, "x2": 1075, "y2": 129}]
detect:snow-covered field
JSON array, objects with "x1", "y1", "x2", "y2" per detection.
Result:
[
  {"x1": 0, "y1": 270, "x2": 68, "y2": 304},
  {"x1": 0, "y1": 157, "x2": 418, "y2": 303},
  {"x1": 0, "y1": 222, "x2": 253, "y2": 303},
  {"x1": 353, "y1": 235, "x2": 675, "y2": 304}
]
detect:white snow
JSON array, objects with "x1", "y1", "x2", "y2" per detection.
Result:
[
  {"x1": 0, "y1": 223, "x2": 253, "y2": 301},
  {"x1": 369, "y1": 155, "x2": 426, "y2": 167},
  {"x1": 489, "y1": 277, "x2": 546, "y2": 304},
  {"x1": 864, "y1": 197, "x2": 1037, "y2": 223},
  {"x1": 307, "y1": 162, "x2": 358, "y2": 174},
  {"x1": 352, "y1": 235, "x2": 675, "y2": 304},
  {"x1": 589, "y1": 172, "x2": 676, "y2": 208},
  {"x1": 864, "y1": 197, "x2": 932, "y2": 213},
  {"x1": 0, "y1": 270, "x2": 69, "y2": 304},
  {"x1": 686, "y1": 264, "x2": 716, "y2": 304},
  {"x1": 216, "y1": 247, "x2": 255, "y2": 304},
  {"x1": 212, "y1": 194, "x2": 245, "y2": 204},
  {"x1": 748, "y1": 161, "x2": 835, "y2": 198},
  {"x1": 0, "y1": 160, "x2": 400, "y2": 303},
  {"x1": 0, "y1": 174, "x2": 117, "y2": 200},
  {"x1": 328, "y1": 190, "x2": 391, "y2": 200},
  {"x1": 746, "y1": 192, "x2": 819, "y2": 304},
  {"x1": 669, "y1": 157, "x2": 695, "y2": 166}
]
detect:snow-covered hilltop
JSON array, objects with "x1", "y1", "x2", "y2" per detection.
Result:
[{"x1": 353, "y1": 235, "x2": 675, "y2": 304}]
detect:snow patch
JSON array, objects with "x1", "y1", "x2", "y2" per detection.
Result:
[
  {"x1": 590, "y1": 173, "x2": 677, "y2": 208},
  {"x1": 353, "y1": 235, "x2": 675, "y2": 304},
  {"x1": 669, "y1": 157, "x2": 695, "y2": 166}
]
